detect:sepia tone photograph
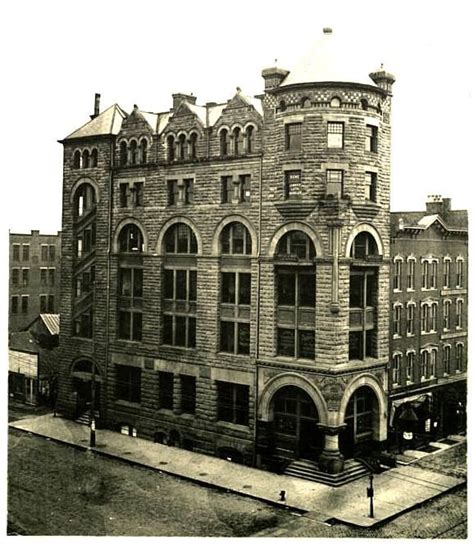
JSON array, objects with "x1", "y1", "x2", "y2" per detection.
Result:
[{"x1": 4, "y1": 0, "x2": 470, "y2": 539}]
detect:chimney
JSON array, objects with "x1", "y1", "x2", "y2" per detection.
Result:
[
  {"x1": 426, "y1": 194, "x2": 444, "y2": 215},
  {"x1": 90, "y1": 93, "x2": 101, "y2": 119},
  {"x1": 172, "y1": 93, "x2": 197, "y2": 110},
  {"x1": 442, "y1": 198, "x2": 451, "y2": 217},
  {"x1": 261, "y1": 66, "x2": 289, "y2": 91},
  {"x1": 369, "y1": 64, "x2": 396, "y2": 94}
]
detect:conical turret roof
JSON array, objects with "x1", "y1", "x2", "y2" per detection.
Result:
[{"x1": 281, "y1": 28, "x2": 376, "y2": 88}]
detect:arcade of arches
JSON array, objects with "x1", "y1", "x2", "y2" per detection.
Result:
[{"x1": 257, "y1": 380, "x2": 384, "y2": 474}]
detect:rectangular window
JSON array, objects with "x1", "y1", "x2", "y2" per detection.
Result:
[
  {"x1": 392, "y1": 354, "x2": 401, "y2": 385},
  {"x1": 327, "y1": 121, "x2": 344, "y2": 148},
  {"x1": 40, "y1": 294, "x2": 47, "y2": 313},
  {"x1": 49, "y1": 245, "x2": 56, "y2": 261},
  {"x1": 285, "y1": 123, "x2": 302, "y2": 151},
  {"x1": 421, "y1": 304, "x2": 428, "y2": 333},
  {"x1": 422, "y1": 261, "x2": 429, "y2": 289},
  {"x1": 184, "y1": 178, "x2": 194, "y2": 204},
  {"x1": 167, "y1": 180, "x2": 178, "y2": 206},
  {"x1": 284, "y1": 170, "x2": 302, "y2": 199},
  {"x1": 22, "y1": 244, "x2": 30, "y2": 261},
  {"x1": 116, "y1": 365, "x2": 141, "y2": 403},
  {"x1": 443, "y1": 346, "x2": 451, "y2": 374},
  {"x1": 73, "y1": 310, "x2": 93, "y2": 338},
  {"x1": 118, "y1": 311, "x2": 142, "y2": 341},
  {"x1": 456, "y1": 300, "x2": 463, "y2": 328},
  {"x1": 406, "y1": 304, "x2": 415, "y2": 335},
  {"x1": 406, "y1": 352, "x2": 414, "y2": 382},
  {"x1": 364, "y1": 172, "x2": 377, "y2": 202},
  {"x1": 220, "y1": 272, "x2": 251, "y2": 355},
  {"x1": 239, "y1": 175, "x2": 251, "y2": 203},
  {"x1": 221, "y1": 176, "x2": 233, "y2": 204},
  {"x1": 393, "y1": 259, "x2": 402, "y2": 290},
  {"x1": 11, "y1": 296, "x2": 19, "y2": 314},
  {"x1": 162, "y1": 315, "x2": 196, "y2": 348},
  {"x1": 12, "y1": 268, "x2": 19, "y2": 286},
  {"x1": 443, "y1": 301, "x2": 451, "y2": 330},
  {"x1": 220, "y1": 321, "x2": 250, "y2": 355},
  {"x1": 159, "y1": 371, "x2": 174, "y2": 410},
  {"x1": 12, "y1": 244, "x2": 20, "y2": 261},
  {"x1": 430, "y1": 351, "x2": 437, "y2": 378},
  {"x1": 180, "y1": 375, "x2": 196, "y2": 414},
  {"x1": 119, "y1": 183, "x2": 129, "y2": 207},
  {"x1": 47, "y1": 295, "x2": 55, "y2": 312},
  {"x1": 41, "y1": 245, "x2": 49, "y2": 261},
  {"x1": 216, "y1": 381, "x2": 249, "y2": 426},
  {"x1": 430, "y1": 261, "x2": 437, "y2": 289},
  {"x1": 21, "y1": 295, "x2": 29, "y2": 314},
  {"x1": 134, "y1": 182, "x2": 144, "y2": 207},
  {"x1": 430, "y1": 304, "x2": 437, "y2": 332},
  {"x1": 407, "y1": 259, "x2": 415, "y2": 290},
  {"x1": 22, "y1": 268, "x2": 29, "y2": 287},
  {"x1": 456, "y1": 259, "x2": 464, "y2": 288},
  {"x1": 41, "y1": 268, "x2": 48, "y2": 286},
  {"x1": 365, "y1": 125, "x2": 378, "y2": 152},
  {"x1": 421, "y1": 351, "x2": 430, "y2": 379},
  {"x1": 326, "y1": 169, "x2": 343, "y2": 197},
  {"x1": 48, "y1": 268, "x2": 55, "y2": 287},
  {"x1": 443, "y1": 259, "x2": 451, "y2": 289}
]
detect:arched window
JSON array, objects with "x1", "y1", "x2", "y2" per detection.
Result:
[
  {"x1": 73, "y1": 150, "x2": 81, "y2": 169},
  {"x1": 130, "y1": 140, "x2": 138, "y2": 165},
  {"x1": 245, "y1": 126, "x2": 254, "y2": 153},
  {"x1": 164, "y1": 223, "x2": 197, "y2": 254},
  {"x1": 233, "y1": 127, "x2": 242, "y2": 155},
  {"x1": 118, "y1": 224, "x2": 144, "y2": 253},
  {"x1": 140, "y1": 139, "x2": 148, "y2": 164},
  {"x1": 276, "y1": 231, "x2": 315, "y2": 260},
  {"x1": 220, "y1": 222, "x2": 252, "y2": 255},
  {"x1": 220, "y1": 129, "x2": 229, "y2": 156},
  {"x1": 278, "y1": 100, "x2": 287, "y2": 112},
  {"x1": 301, "y1": 97, "x2": 311, "y2": 108},
  {"x1": 178, "y1": 134, "x2": 187, "y2": 160},
  {"x1": 189, "y1": 133, "x2": 197, "y2": 160},
  {"x1": 90, "y1": 148, "x2": 98, "y2": 167},
  {"x1": 167, "y1": 135, "x2": 175, "y2": 162},
  {"x1": 82, "y1": 149, "x2": 90, "y2": 169},
  {"x1": 330, "y1": 96, "x2": 341, "y2": 108},
  {"x1": 361, "y1": 98, "x2": 369, "y2": 110},
  {"x1": 74, "y1": 183, "x2": 96, "y2": 218},
  {"x1": 120, "y1": 141, "x2": 128, "y2": 166},
  {"x1": 350, "y1": 232, "x2": 379, "y2": 260}
]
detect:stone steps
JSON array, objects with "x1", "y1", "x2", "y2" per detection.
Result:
[
  {"x1": 75, "y1": 411, "x2": 99, "y2": 426},
  {"x1": 283, "y1": 458, "x2": 370, "y2": 487}
]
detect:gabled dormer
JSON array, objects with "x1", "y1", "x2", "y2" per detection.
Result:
[{"x1": 116, "y1": 106, "x2": 154, "y2": 167}]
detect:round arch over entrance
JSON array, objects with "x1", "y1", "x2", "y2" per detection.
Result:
[{"x1": 70, "y1": 358, "x2": 102, "y2": 419}]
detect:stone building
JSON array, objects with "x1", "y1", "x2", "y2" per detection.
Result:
[
  {"x1": 56, "y1": 29, "x2": 395, "y2": 479},
  {"x1": 9, "y1": 230, "x2": 62, "y2": 332},
  {"x1": 389, "y1": 196, "x2": 467, "y2": 448}
]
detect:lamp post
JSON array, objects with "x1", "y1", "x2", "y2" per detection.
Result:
[
  {"x1": 89, "y1": 362, "x2": 96, "y2": 448},
  {"x1": 367, "y1": 474, "x2": 374, "y2": 518}
]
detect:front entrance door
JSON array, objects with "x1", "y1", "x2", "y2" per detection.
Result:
[
  {"x1": 73, "y1": 378, "x2": 100, "y2": 417},
  {"x1": 273, "y1": 386, "x2": 321, "y2": 460},
  {"x1": 340, "y1": 386, "x2": 376, "y2": 457}
]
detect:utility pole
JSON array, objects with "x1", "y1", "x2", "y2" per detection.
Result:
[{"x1": 89, "y1": 362, "x2": 96, "y2": 448}]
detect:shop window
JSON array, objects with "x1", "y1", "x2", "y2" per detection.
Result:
[{"x1": 116, "y1": 365, "x2": 141, "y2": 403}]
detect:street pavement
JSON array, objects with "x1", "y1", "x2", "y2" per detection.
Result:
[{"x1": 9, "y1": 414, "x2": 465, "y2": 528}]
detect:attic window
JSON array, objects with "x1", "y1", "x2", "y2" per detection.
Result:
[
  {"x1": 120, "y1": 142, "x2": 128, "y2": 165},
  {"x1": 130, "y1": 140, "x2": 138, "y2": 165},
  {"x1": 91, "y1": 148, "x2": 98, "y2": 167},
  {"x1": 178, "y1": 134, "x2": 186, "y2": 160},
  {"x1": 189, "y1": 133, "x2": 197, "y2": 159},
  {"x1": 245, "y1": 126, "x2": 254, "y2": 153},
  {"x1": 167, "y1": 135, "x2": 175, "y2": 162},
  {"x1": 233, "y1": 127, "x2": 242, "y2": 155},
  {"x1": 73, "y1": 150, "x2": 81, "y2": 169},
  {"x1": 220, "y1": 129, "x2": 229, "y2": 156},
  {"x1": 330, "y1": 97, "x2": 341, "y2": 108}
]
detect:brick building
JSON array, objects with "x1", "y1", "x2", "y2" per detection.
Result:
[
  {"x1": 9, "y1": 230, "x2": 62, "y2": 332},
  {"x1": 56, "y1": 28, "x2": 396, "y2": 479},
  {"x1": 389, "y1": 196, "x2": 467, "y2": 448}
]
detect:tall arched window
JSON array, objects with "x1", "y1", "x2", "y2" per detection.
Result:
[
  {"x1": 245, "y1": 126, "x2": 254, "y2": 153},
  {"x1": 220, "y1": 222, "x2": 252, "y2": 255},
  {"x1": 82, "y1": 149, "x2": 90, "y2": 169},
  {"x1": 140, "y1": 139, "x2": 148, "y2": 164},
  {"x1": 120, "y1": 141, "x2": 128, "y2": 165},
  {"x1": 220, "y1": 129, "x2": 229, "y2": 156},
  {"x1": 90, "y1": 148, "x2": 98, "y2": 167},
  {"x1": 73, "y1": 150, "x2": 81, "y2": 169},
  {"x1": 130, "y1": 140, "x2": 138, "y2": 165},
  {"x1": 164, "y1": 223, "x2": 198, "y2": 254},
  {"x1": 167, "y1": 135, "x2": 175, "y2": 162},
  {"x1": 350, "y1": 232, "x2": 379, "y2": 260},
  {"x1": 178, "y1": 134, "x2": 187, "y2": 160},
  {"x1": 74, "y1": 183, "x2": 96, "y2": 219},
  {"x1": 189, "y1": 132, "x2": 197, "y2": 159},
  {"x1": 233, "y1": 127, "x2": 242, "y2": 155},
  {"x1": 118, "y1": 224, "x2": 144, "y2": 253}
]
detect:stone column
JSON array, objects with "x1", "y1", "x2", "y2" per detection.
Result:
[{"x1": 317, "y1": 424, "x2": 346, "y2": 474}]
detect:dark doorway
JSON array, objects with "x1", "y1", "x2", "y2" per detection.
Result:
[
  {"x1": 272, "y1": 386, "x2": 322, "y2": 460},
  {"x1": 73, "y1": 378, "x2": 100, "y2": 418},
  {"x1": 340, "y1": 386, "x2": 377, "y2": 457}
]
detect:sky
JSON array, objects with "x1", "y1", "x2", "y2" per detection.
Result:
[{"x1": 2, "y1": 0, "x2": 473, "y2": 235}]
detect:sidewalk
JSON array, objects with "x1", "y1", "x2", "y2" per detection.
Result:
[{"x1": 9, "y1": 414, "x2": 465, "y2": 528}]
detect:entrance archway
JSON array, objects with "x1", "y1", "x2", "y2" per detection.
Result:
[
  {"x1": 340, "y1": 386, "x2": 378, "y2": 457},
  {"x1": 271, "y1": 386, "x2": 323, "y2": 460}
]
